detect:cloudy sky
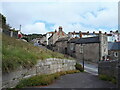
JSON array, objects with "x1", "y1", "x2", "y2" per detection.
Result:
[{"x1": 0, "y1": 0, "x2": 118, "y2": 34}]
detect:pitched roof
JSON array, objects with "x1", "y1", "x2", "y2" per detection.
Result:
[
  {"x1": 68, "y1": 38, "x2": 79, "y2": 43},
  {"x1": 75, "y1": 36, "x2": 100, "y2": 44},
  {"x1": 56, "y1": 37, "x2": 69, "y2": 42},
  {"x1": 108, "y1": 42, "x2": 120, "y2": 50}
]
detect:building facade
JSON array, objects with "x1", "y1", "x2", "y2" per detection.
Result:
[
  {"x1": 67, "y1": 34, "x2": 108, "y2": 63},
  {"x1": 48, "y1": 26, "x2": 68, "y2": 49}
]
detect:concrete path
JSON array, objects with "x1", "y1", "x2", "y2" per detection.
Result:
[{"x1": 35, "y1": 72, "x2": 116, "y2": 88}]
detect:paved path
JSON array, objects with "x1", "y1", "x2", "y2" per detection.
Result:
[{"x1": 37, "y1": 72, "x2": 116, "y2": 88}]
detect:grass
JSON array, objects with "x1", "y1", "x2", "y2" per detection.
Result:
[
  {"x1": 15, "y1": 70, "x2": 80, "y2": 88},
  {"x1": 2, "y1": 34, "x2": 74, "y2": 72},
  {"x1": 99, "y1": 74, "x2": 117, "y2": 84}
]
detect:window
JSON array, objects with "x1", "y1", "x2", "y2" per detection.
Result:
[
  {"x1": 104, "y1": 48, "x2": 106, "y2": 52},
  {"x1": 70, "y1": 44, "x2": 74, "y2": 50},
  {"x1": 114, "y1": 52, "x2": 118, "y2": 57},
  {"x1": 79, "y1": 45, "x2": 83, "y2": 54}
]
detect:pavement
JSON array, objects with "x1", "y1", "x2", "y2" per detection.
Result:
[{"x1": 34, "y1": 72, "x2": 116, "y2": 88}]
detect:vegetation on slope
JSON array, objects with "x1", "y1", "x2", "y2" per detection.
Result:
[{"x1": 2, "y1": 34, "x2": 74, "y2": 72}]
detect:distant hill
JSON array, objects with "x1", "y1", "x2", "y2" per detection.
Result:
[{"x1": 22, "y1": 34, "x2": 45, "y2": 42}]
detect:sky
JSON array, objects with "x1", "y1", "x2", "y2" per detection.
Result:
[{"x1": 0, "y1": 0, "x2": 119, "y2": 34}]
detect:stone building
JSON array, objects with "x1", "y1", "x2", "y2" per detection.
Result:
[
  {"x1": 54, "y1": 37, "x2": 69, "y2": 54},
  {"x1": 67, "y1": 38, "x2": 79, "y2": 57},
  {"x1": 108, "y1": 42, "x2": 120, "y2": 60},
  {"x1": 67, "y1": 33, "x2": 108, "y2": 63},
  {"x1": 3, "y1": 29, "x2": 20, "y2": 38},
  {"x1": 48, "y1": 26, "x2": 68, "y2": 49}
]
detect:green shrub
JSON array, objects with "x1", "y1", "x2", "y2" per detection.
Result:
[
  {"x1": 99, "y1": 74, "x2": 117, "y2": 84},
  {"x1": 75, "y1": 63, "x2": 84, "y2": 72}
]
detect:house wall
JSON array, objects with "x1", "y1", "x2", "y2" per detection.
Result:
[
  {"x1": 67, "y1": 43, "x2": 76, "y2": 57},
  {"x1": 48, "y1": 31, "x2": 68, "y2": 46},
  {"x1": 55, "y1": 41, "x2": 68, "y2": 54},
  {"x1": 99, "y1": 34, "x2": 108, "y2": 61},
  {"x1": 75, "y1": 43, "x2": 100, "y2": 63}
]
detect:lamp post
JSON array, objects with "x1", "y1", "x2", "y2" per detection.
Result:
[
  {"x1": 80, "y1": 44, "x2": 85, "y2": 71},
  {"x1": 82, "y1": 44, "x2": 85, "y2": 71}
]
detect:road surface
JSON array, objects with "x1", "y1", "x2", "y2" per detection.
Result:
[
  {"x1": 79, "y1": 61, "x2": 98, "y2": 75},
  {"x1": 34, "y1": 72, "x2": 116, "y2": 88}
]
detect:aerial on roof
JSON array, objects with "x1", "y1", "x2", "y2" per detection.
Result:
[{"x1": 108, "y1": 42, "x2": 120, "y2": 50}]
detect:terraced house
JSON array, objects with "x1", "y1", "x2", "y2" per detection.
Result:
[{"x1": 53, "y1": 31, "x2": 108, "y2": 63}]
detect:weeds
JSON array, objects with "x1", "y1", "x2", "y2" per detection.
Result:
[
  {"x1": 15, "y1": 70, "x2": 80, "y2": 88},
  {"x1": 99, "y1": 74, "x2": 117, "y2": 84}
]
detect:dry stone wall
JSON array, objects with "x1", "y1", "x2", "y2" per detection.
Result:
[{"x1": 2, "y1": 58, "x2": 76, "y2": 88}]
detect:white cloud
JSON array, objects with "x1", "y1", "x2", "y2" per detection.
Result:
[
  {"x1": 22, "y1": 22, "x2": 48, "y2": 34},
  {"x1": 1, "y1": 1, "x2": 118, "y2": 34}
]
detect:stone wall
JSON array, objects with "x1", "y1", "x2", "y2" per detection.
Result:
[
  {"x1": 98, "y1": 60, "x2": 118, "y2": 78},
  {"x1": 2, "y1": 58, "x2": 76, "y2": 88},
  {"x1": 75, "y1": 43, "x2": 100, "y2": 63}
]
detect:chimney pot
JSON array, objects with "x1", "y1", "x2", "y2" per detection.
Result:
[
  {"x1": 59, "y1": 26, "x2": 62, "y2": 31},
  {"x1": 99, "y1": 31, "x2": 102, "y2": 34},
  {"x1": 105, "y1": 32, "x2": 107, "y2": 34}
]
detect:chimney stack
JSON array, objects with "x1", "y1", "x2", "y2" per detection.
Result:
[
  {"x1": 79, "y1": 31, "x2": 82, "y2": 38},
  {"x1": 105, "y1": 32, "x2": 107, "y2": 34},
  {"x1": 59, "y1": 26, "x2": 62, "y2": 32},
  {"x1": 55, "y1": 29, "x2": 57, "y2": 33}
]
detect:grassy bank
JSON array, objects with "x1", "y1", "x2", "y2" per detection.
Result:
[
  {"x1": 2, "y1": 34, "x2": 74, "y2": 72},
  {"x1": 15, "y1": 70, "x2": 80, "y2": 88}
]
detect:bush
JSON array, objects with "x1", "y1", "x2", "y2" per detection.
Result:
[{"x1": 75, "y1": 63, "x2": 84, "y2": 72}]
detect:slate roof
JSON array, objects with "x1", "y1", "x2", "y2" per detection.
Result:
[
  {"x1": 75, "y1": 36, "x2": 100, "y2": 44},
  {"x1": 56, "y1": 37, "x2": 69, "y2": 42},
  {"x1": 68, "y1": 38, "x2": 79, "y2": 43},
  {"x1": 108, "y1": 42, "x2": 120, "y2": 50}
]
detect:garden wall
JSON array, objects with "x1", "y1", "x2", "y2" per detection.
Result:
[
  {"x1": 98, "y1": 60, "x2": 118, "y2": 78},
  {"x1": 2, "y1": 58, "x2": 76, "y2": 88}
]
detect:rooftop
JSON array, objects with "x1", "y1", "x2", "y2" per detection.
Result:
[
  {"x1": 108, "y1": 42, "x2": 120, "y2": 50},
  {"x1": 75, "y1": 36, "x2": 100, "y2": 44}
]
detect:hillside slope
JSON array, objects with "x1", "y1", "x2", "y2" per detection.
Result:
[{"x1": 2, "y1": 34, "x2": 73, "y2": 72}]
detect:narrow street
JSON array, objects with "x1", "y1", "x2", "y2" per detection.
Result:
[
  {"x1": 79, "y1": 61, "x2": 98, "y2": 75},
  {"x1": 33, "y1": 61, "x2": 116, "y2": 88},
  {"x1": 36, "y1": 72, "x2": 116, "y2": 88}
]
